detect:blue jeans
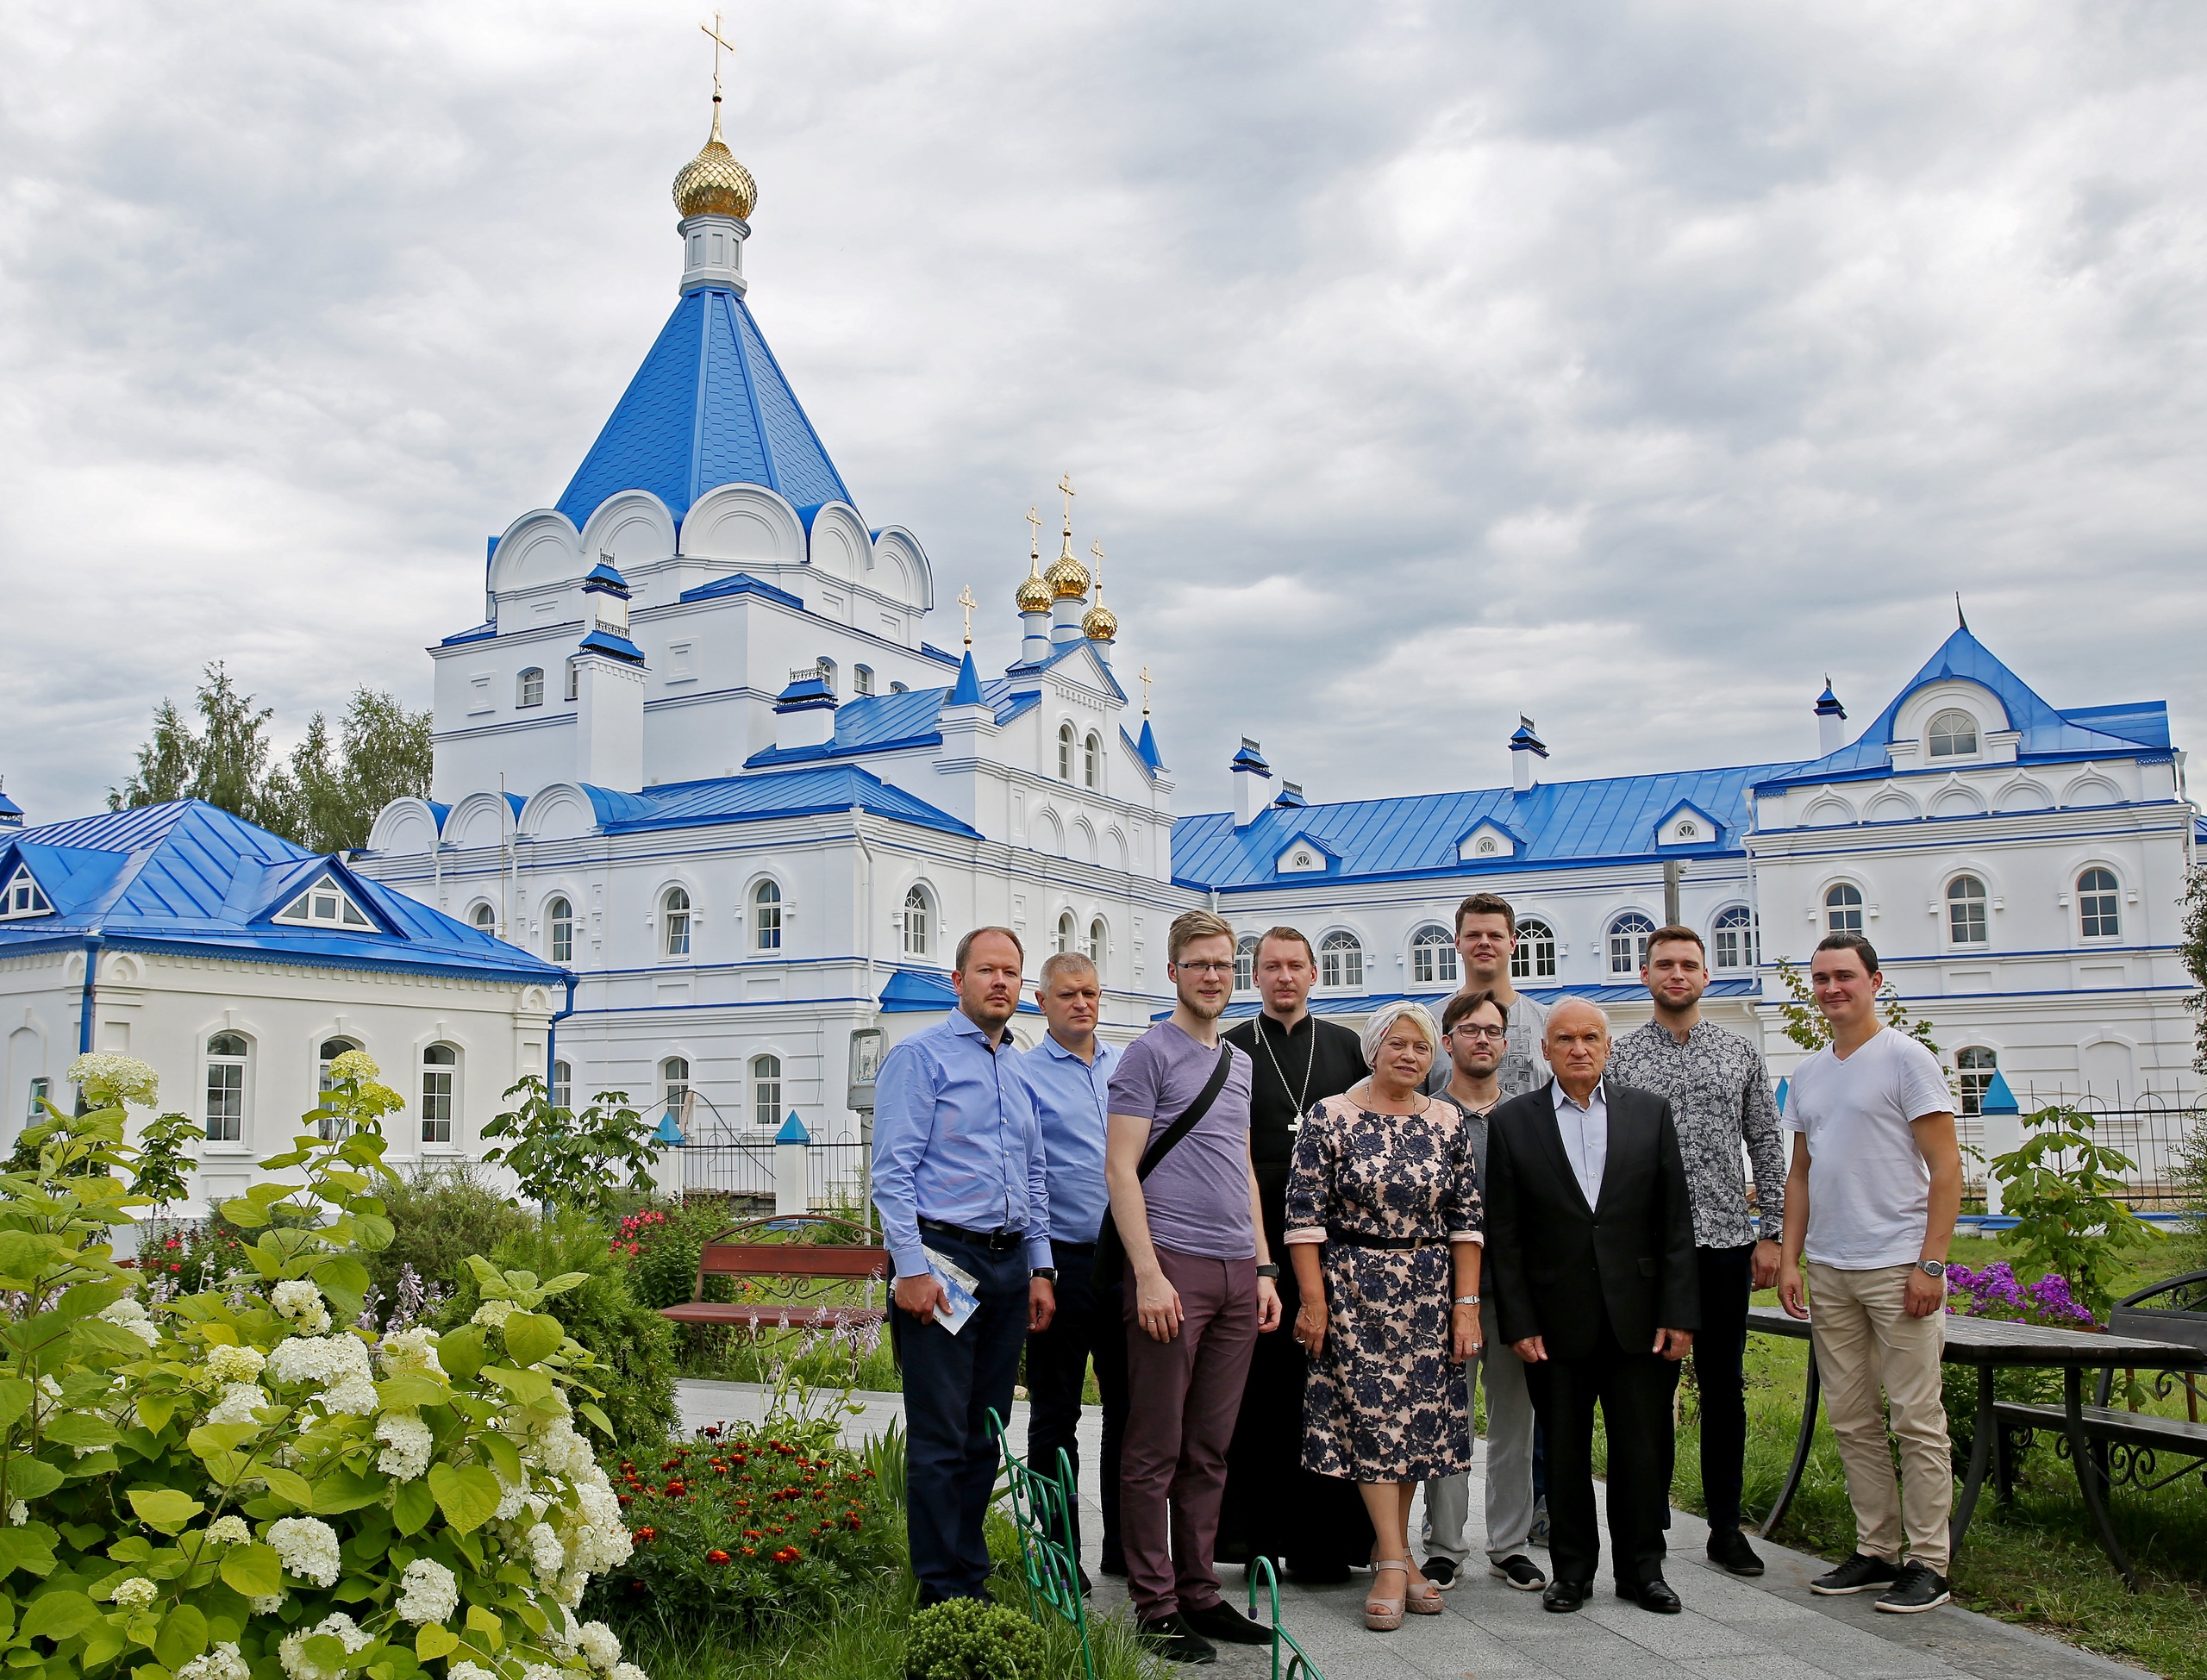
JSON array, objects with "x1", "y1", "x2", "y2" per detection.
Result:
[{"x1": 890, "y1": 1232, "x2": 1031, "y2": 1603}]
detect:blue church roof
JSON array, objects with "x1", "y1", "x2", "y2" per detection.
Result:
[
  {"x1": 0, "y1": 803, "x2": 564, "y2": 983},
  {"x1": 573, "y1": 763, "x2": 978, "y2": 841},
  {"x1": 554, "y1": 288, "x2": 854, "y2": 531},
  {"x1": 744, "y1": 677, "x2": 1041, "y2": 770}
]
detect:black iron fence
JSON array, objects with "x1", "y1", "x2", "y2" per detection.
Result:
[
  {"x1": 1969, "y1": 1091, "x2": 2204, "y2": 1212},
  {"x1": 677, "y1": 1137, "x2": 872, "y2": 1215}
]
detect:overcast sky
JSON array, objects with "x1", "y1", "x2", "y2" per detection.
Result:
[{"x1": 3, "y1": 2, "x2": 2204, "y2": 823}]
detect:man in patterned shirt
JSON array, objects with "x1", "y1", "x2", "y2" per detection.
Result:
[{"x1": 1605, "y1": 924, "x2": 1785, "y2": 1578}]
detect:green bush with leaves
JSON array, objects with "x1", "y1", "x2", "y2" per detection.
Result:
[
  {"x1": 1988, "y1": 1103, "x2": 2154, "y2": 1319},
  {"x1": 0, "y1": 1050, "x2": 654, "y2": 1680},
  {"x1": 903, "y1": 1596, "x2": 1046, "y2": 1680},
  {"x1": 483, "y1": 1081, "x2": 661, "y2": 1221},
  {"x1": 365, "y1": 1166, "x2": 532, "y2": 1303},
  {"x1": 441, "y1": 1216, "x2": 678, "y2": 1449}
]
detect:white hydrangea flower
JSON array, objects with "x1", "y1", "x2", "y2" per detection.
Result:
[
  {"x1": 449, "y1": 1667, "x2": 497, "y2": 1680},
  {"x1": 205, "y1": 1344, "x2": 266, "y2": 1383},
  {"x1": 207, "y1": 1383, "x2": 270, "y2": 1426},
  {"x1": 610, "y1": 1665, "x2": 650, "y2": 1680},
  {"x1": 111, "y1": 1576, "x2": 158, "y2": 1609},
  {"x1": 66, "y1": 1052, "x2": 159, "y2": 1108},
  {"x1": 7, "y1": 1502, "x2": 25, "y2": 1526},
  {"x1": 270, "y1": 1280, "x2": 331, "y2": 1336},
  {"x1": 321, "y1": 1372, "x2": 377, "y2": 1415},
  {"x1": 278, "y1": 1613, "x2": 370, "y2": 1680},
  {"x1": 268, "y1": 1332, "x2": 372, "y2": 1389},
  {"x1": 471, "y1": 1298, "x2": 516, "y2": 1329},
  {"x1": 395, "y1": 1556, "x2": 460, "y2": 1625},
  {"x1": 525, "y1": 1521, "x2": 565, "y2": 1586},
  {"x1": 577, "y1": 1622, "x2": 622, "y2": 1672},
  {"x1": 522, "y1": 1665, "x2": 578, "y2": 1680},
  {"x1": 556, "y1": 1566, "x2": 587, "y2": 1608},
  {"x1": 378, "y1": 1326, "x2": 443, "y2": 1378},
  {"x1": 98, "y1": 1296, "x2": 164, "y2": 1347},
  {"x1": 374, "y1": 1412, "x2": 434, "y2": 1481},
  {"x1": 176, "y1": 1644, "x2": 251, "y2": 1680},
  {"x1": 530, "y1": 1417, "x2": 595, "y2": 1481},
  {"x1": 205, "y1": 1514, "x2": 252, "y2": 1546},
  {"x1": 248, "y1": 1591, "x2": 285, "y2": 1613},
  {"x1": 267, "y1": 1515, "x2": 341, "y2": 1587},
  {"x1": 325, "y1": 1049, "x2": 380, "y2": 1084},
  {"x1": 494, "y1": 1481, "x2": 528, "y2": 1522},
  {"x1": 565, "y1": 1471, "x2": 631, "y2": 1574}
]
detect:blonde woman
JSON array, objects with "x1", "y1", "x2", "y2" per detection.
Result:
[{"x1": 1284, "y1": 1000, "x2": 1482, "y2": 1632}]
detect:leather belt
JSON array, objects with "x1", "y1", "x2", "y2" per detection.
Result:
[
  {"x1": 919, "y1": 1217, "x2": 1025, "y2": 1253},
  {"x1": 1326, "y1": 1226, "x2": 1442, "y2": 1252}
]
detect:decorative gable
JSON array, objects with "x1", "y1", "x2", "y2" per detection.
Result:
[
  {"x1": 271, "y1": 871, "x2": 376, "y2": 931},
  {"x1": 1654, "y1": 801, "x2": 1722, "y2": 847},
  {"x1": 1275, "y1": 835, "x2": 1335, "y2": 875},
  {"x1": 0, "y1": 864, "x2": 52, "y2": 920},
  {"x1": 1455, "y1": 821, "x2": 1518, "y2": 863}
]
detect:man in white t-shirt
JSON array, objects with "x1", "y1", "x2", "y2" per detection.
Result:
[{"x1": 1777, "y1": 934, "x2": 1963, "y2": 1614}]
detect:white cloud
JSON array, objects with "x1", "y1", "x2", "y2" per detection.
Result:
[{"x1": 1, "y1": 1, "x2": 2204, "y2": 822}]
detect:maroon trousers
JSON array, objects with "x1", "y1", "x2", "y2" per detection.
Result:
[{"x1": 1120, "y1": 1246, "x2": 1260, "y2": 1620}]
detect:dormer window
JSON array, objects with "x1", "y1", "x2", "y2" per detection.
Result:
[
  {"x1": 1, "y1": 865, "x2": 52, "y2": 920},
  {"x1": 1927, "y1": 709, "x2": 1979, "y2": 758},
  {"x1": 274, "y1": 873, "x2": 372, "y2": 928}
]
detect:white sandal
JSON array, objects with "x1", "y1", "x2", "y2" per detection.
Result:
[{"x1": 1366, "y1": 1558, "x2": 1408, "y2": 1632}]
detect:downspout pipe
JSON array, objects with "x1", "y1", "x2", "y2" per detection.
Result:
[
  {"x1": 78, "y1": 934, "x2": 103, "y2": 1055},
  {"x1": 547, "y1": 975, "x2": 578, "y2": 1107}
]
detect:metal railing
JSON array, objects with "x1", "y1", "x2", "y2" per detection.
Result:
[
  {"x1": 807, "y1": 1141, "x2": 871, "y2": 1214},
  {"x1": 681, "y1": 1140, "x2": 775, "y2": 1198},
  {"x1": 1979, "y1": 1090, "x2": 2204, "y2": 1212},
  {"x1": 677, "y1": 1137, "x2": 872, "y2": 1215}
]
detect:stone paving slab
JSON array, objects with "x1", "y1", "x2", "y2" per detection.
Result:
[{"x1": 673, "y1": 1379, "x2": 2143, "y2": 1680}]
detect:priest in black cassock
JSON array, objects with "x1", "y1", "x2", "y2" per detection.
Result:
[{"x1": 1216, "y1": 927, "x2": 1376, "y2": 1582}]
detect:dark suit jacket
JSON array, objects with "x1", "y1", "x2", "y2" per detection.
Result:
[{"x1": 1485, "y1": 1077, "x2": 1699, "y2": 1358}]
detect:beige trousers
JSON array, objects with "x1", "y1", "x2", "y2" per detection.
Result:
[{"x1": 1805, "y1": 1261, "x2": 1953, "y2": 1572}]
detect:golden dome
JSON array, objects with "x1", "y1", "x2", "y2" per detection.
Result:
[
  {"x1": 1044, "y1": 533, "x2": 1091, "y2": 601},
  {"x1": 1015, "y1": 568, "x2": 1053, "y2": 615},
  {"x1": 1082, "y1": 601, "x2": 1118, "y2": 640},
  {"x1": 672, "y1": 104, "x2": 758, "y2": 221}
]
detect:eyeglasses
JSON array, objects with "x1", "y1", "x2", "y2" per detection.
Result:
[
  {"x1": 1174, "y1": 961, "x2": 1235, "y2": 976},
  {"x1": 1447, "y1": 1025, "x2": 1508, "y2": 1042}
]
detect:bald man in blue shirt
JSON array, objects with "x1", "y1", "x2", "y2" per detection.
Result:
[{"x1": 871, "y1": 926, "x2": 1055, "y2": 1605}]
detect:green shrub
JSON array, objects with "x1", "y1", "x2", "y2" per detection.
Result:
[
  {"x1": 441, "y1": 1210, "x2": 680, "y2": 1444},
  {"x1": 363, "y1": 1161, "x2": 530, "y2": 1301},
  {"x1": 903, "y1": 1597, "x2": 1047, "y2": 1680}
]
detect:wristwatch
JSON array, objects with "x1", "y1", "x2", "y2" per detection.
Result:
[
  {"x1": 1254, "y1": 1264, "x2": 1281, "y2": 1280},
  {"x1": 1030, "y1": 1267, "x2": 1058, "y2": 1283},
  {"x1": 1914, "y1": 1259, "x2": 1946, "y2": 1280}
]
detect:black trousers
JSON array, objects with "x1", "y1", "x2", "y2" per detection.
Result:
[
  {"x1": 1691, "y1": 1243, "x2": 1755, "y2": 1535},
  {"x1": 1523, "y1": 1311, "x2": 1679, "y2": 1589},
  {"x1": 890, "y1": 1233, "x2": 1030, "y2": 1605},
  {"x1": 1023, "y1": 1239, "x2": 1129, "y2": 1563}
]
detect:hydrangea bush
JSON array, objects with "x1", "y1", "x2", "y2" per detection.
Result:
[{"x1": 0, "y1": 1052, "x2": 652, "y2": 1680}]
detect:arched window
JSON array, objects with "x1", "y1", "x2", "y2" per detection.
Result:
[
  {"x1": 471, "y1": 902, "x2": 496, "y2": 934},
  {"x1": 853, "y1": 665, "x2": 874, "y2": 696},
  {"x1": 516, "y1": 668, "x2": 545, "y2": 709},
  {"x1": 421, "y1": 1045, "x2": 458, "y2": 1145},
  {"x1": 1712, "y1": 906, "x2": 1759, "y2": 971},
  {"x1": 551, "y1": 1060, "x2": 572, "y2": 1112},
  {"x1": 1319, "y1": 931, "x2": 1363, "y2": 990},
  {"x1": 890, "y1": 681, "x2": 908, "y2": 695},
  {"x1": 1947, "y1": 875, "x2": 1988, "y2": 945},
  {"x1": 1823, "y1": 884, "x2": 1864, "y2": 934},
  {"x1": 1927, "y1": 709, "x2": 1978, "y2": 759},
  {"x1": 2078, "y1": 868, "x2": 2120, "y2": 939},
  {"x1": 1087, "y1": 917, "x2": 1107, "y2": 964},
  {"x1": 660, "y1": 1057, "x2": 690, "y2": 1118},
  {"x1": 316, "y1": 1037, "x2": 359, "y2": 1141},
  {"x1": 563, "y1": 659, "x2": 579, "y2": 702},
  {"x1": 1234, "y1": 934, "x2": 1259, "y2": 994},
  {"x1": 25, "y1": 1077, "x2": 49, "y2": 1123},
  {"x1": 902, "y1": 885, "x2": 931, "y2": 957},
  {"x1": 205, "y1": 1033, "x2": 247, "y2": 1142},
  {"x1": 1057, "y1": 723, "x2": 1076, "y2": 781},
  {"x1": 1607, "y1": 912, "x2": 1654, "y2": 976},
  {"x1": 1511, "y1": 919, "x2": 1558, "y2": 981},
  {"x1": 662, "y1": 887, "x2": 691, "y2": 958},
  {"x1": 816, "y1": 656, "x2": 837, "y2": 693},
  {"x1": 1083, "y1": 733, "x2": 1102, "y2": 790},
  {"x1": 545, "y1": 896, "x2": 573, "y2": 965},
  {"x1": 751, "y1": 1054, "x2": 782, "y2": 1129},
  {"x1": 1410, "y1": 925, "x2": 1459, "y2": 989},
  {"x1": 1055, "y1": 910, "x2": 1077, "y2": 956},
  {"x1": 1957, "y1": 1046, "x2": 1998, "y2": 1116},
  {"x1": 753, "y1": 880, "x2": 782, "y2": 951}
]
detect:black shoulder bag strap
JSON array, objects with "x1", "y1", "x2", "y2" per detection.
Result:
[{"x1": 1091, "y1": 1043, "x2": 1235, "y2": 1289}]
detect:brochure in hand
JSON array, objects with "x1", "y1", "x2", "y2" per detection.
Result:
[{"x1": 922, "y1": 1245, "x2": 980, "y2": 1335}]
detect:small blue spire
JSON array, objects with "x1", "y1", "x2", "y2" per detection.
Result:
[
  {"x1": 774, "y1": 1111, "x2": 811, "y2": 1143},
  {"x1": 582, "y1": 559, "x2": 631, "y2": 597},
  {"x1": 1229, "y1": 737, "x2": 1272, "y2": 775},
  {"x1": 1136, "y1": 717, "x2": 1166, "y2": 772},
  {"x1": 1815, "y1": 679, "x2": 1846, "y2": 720},
  {"x1": 1508, "y1": 716, "x2": 1548, "y2": 759},
  {"x1": 775, "y1": 668, "x2": 837, "y2": 711},
  {"x1": 653, "y1": 1108, "x2": 686, "y2": 1145},
  {"x1": 1980, "y1": 1071, "x2": 2020, "y2": 1115},
  {"x1": 950, "y1": 649, "x2": 985, "y2": 707}
]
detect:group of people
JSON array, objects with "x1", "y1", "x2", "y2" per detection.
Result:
[{"x1": 869, "y1": 894, "x2": 1965, "y2": 1664}]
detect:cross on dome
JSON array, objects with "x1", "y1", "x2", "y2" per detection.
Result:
[{"x1": 673, "y1": 16, "x2": 757, "y2": 221}]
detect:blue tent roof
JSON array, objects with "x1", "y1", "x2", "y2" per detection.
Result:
[
  {"x1": 745, "y1": 679, "x2": 1039, "y2": 770},
  {"x1": 554, "y1": 287, "x2": 854, "y2": 531},
  {"x1": 1173, "y1": 763, "x2": 1791, "y2": 890},
  {"x1": 572, "y1": 764, "x2": 979, "y2": 842},
  {"x1": 0, "y1": 803, "x2": 564, "y2": 982}
]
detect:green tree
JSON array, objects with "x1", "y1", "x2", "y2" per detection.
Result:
[
  {"x1": 1986, "y1": 1103, "x2": 2154, "y2": 1320},
  {"x1": 1771, "y1": 956, "x2": 1941, "y2": 1056},
  {"x1": 2181, "y1": 864, "x2": 2207, "y2": 1076},
  {"x1": 109, "y1": 697, "x2": 198, "y2": 809},
  {"x1": 481, "y1": 1077, "x2": 663, "y2": 1219}
]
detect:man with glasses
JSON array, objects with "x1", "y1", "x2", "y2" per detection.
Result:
[
  {"x1": 1606, "y1": 926, "x2": 1785, "y2": 1577},
  {"x1": 1219, "y1": 927, "x2": 1374, "y2": 1583}
]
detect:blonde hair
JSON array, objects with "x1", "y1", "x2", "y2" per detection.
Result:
[
  {"x1": 1167, "y1": 909, "x2": 1235, "y2": 963},
  {"x1": 1360, "y1": 1000, "x2": 1439, "y2": 1066}
]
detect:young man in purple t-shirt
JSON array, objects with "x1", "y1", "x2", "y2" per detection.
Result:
[{"x1": 1107, "y1": 909, "x2": 1282, "y2": 1664}]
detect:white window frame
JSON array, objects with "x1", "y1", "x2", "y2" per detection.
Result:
[
  {"x1": 662, "y1": 886, "x2": 692, "y2": 959},
  {"x1": 516, "y1": 667, "x2": 545, "y2": 709},
  {"x1": 1054, "y1": 910, "x2": 1077, "y2": 956},
  {"x1": 420, "y1": 1044, "x2": 459, "y2": 1146},
  {"x1": 1511, "y1": 919, "x2": 1558, "y2": 981},
  {"x1": 1, "y1": 866, "x2": 52, "y2": 920},
  {"x1": 1607, "y1": 912, "x2": 1655, "y2": 976},
  {"x1": 1057, "y1": 723, "x2": 1076, "y2": 781},
  {"x1": 1957, "y1": 1046, "x2": 1998, "y2": 1116},
  {"x1": 901, "y1": 884, "x2": 932, "y2": 958},
  {"x1": 204, "y1": 1033, "x2": 248, "y2": 1145},
  {"x1": 660, "y1": 1056, "x2": 691, "y2": 1117},
  {"x1": 1410, "y1": 924, "x2": 1459, "y2": 989},
  {"x1": 274, "y1": 873, "x2": 373, "y2": 930},
  {"x1": 1083, "y1": 732, "x2": 1102, "y2": 790},
  {"x1": 2077, "y1": 868, "x2": 2122, "y2": 940},
  {"x1": 753, "y1": 879, "x2": 783, "y2": 952},
  {"x1": 551, "y1": 1059, "x2": 572, "y2": 1111},
  {"x1": 1926, "y1": 709, "x2": 1979, "y2": 759},
  {"x1": 1711, "y1": 905, "x2": 1759, "y2": 971},
  {"x1": 1234, "y1": 934, "x2": 1259, "y2": 995},
  {"x1": 1823, "y1": 883, "x2": 1865, "y2": 934},
  {"x1": 1319, "y1": 930, "x2": 1364, "y2": 990},
  {"x1": 751, "y1": 1053, "x2": 783, "y2": 1129},
  {"x1": 546, "y1": 895, "x2": 574, "y2": 965},
  {"x1": 1946, "y1": 874, "x2": 1989, "y2": 946}
]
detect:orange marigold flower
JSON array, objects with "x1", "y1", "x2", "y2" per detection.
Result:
[
  {"x1": 633, "y1": 1527, "x2": 656, "y2": 1543},
  {"x1": 706, "y1": 1549, "x2": 732, "y2": 1566},
  {"x1": 771, "y1": 1546, "x2": 801, "y2": 1564}
]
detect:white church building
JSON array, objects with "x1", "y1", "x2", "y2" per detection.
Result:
[{"x1": 348, "y1": 98, "x2": 2202, "y2": 1159}]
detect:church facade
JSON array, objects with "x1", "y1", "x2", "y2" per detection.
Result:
[{"x1": 353, "y1": 104, "x2": 2202, "y2": 1157}]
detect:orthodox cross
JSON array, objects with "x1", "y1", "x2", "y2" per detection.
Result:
[
  {"x1": 1025, "y1": 504, "x2": 1042, "y2": 557},
  {"x1": 1138, "y1": 665, "x2": 1154, "y2": 715},
  {"x1": 701, "y1": 12, "x2": 736, "y2": 99},
  {"x1": 957, "y1": 585, "x2": 978, "y2": 646},
  {"x1": 1089, "y1": 539, "x2": 1105, "y2": 596},
  {"x1": 1057, "y1": 473, "x2": 1076, "y2": 533}
]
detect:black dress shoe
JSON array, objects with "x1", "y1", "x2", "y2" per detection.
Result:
[
  {"x1": 1099, "y1": 1549, "x2": 1129, "y2": 1578},
  {"x1": 1541, "y1": 1579, "x2": 1590, "y2": 1613},
  {"x1": 1135, "y1": 1614, "x2": 1217, "y2": 1665},
  {"x1": 1618, "y1": 1577, "x2": 1682, "y2": 1614},
  {"x1": 1179, "y1": 1600, "x2": 1273, "y2": 1646},
  {"x1": 1706, "y1": 1529, "x2": 1764, "y2": 1577}
]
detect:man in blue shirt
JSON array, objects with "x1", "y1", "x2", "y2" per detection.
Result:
[
  {"x1": 1017, "y1": 949, "x2": 1123, "y2": 1586},
  {"x1": 871, "y1": 926, "x2": 1055, "y2": 1605}
]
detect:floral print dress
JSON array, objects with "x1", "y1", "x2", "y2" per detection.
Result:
[{"x1": 1284, "y1": 1092, "x2": 1483, "y2": 1482}]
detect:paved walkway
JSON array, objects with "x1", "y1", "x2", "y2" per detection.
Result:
[{"x1": 674, "y1": 1379, "x2": 2139, "y2": 1680}]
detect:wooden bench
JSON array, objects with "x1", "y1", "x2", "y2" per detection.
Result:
[
  {"x1": 1992, "y1": 1270, "x2": 2207, "y2": 1509},
  {"x1": 659, "y1": 1212, "x2": 889, "y2": 1332}
]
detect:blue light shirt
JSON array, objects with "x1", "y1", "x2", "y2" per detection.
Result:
[
  {"x1": 870, "y1": 1010, "x2": 1052, "y2": 1277},
  {"x1": 1016, "y1": 1032, "x2": 1121, "y2": 1246}
]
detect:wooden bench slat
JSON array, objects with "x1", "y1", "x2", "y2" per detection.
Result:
[
  {"x1": 699, "y1": 1243, "x2": 887, "y2": 1279},
  {"x1": 1991, "y1": 1400, "x2": 2207, "y2": 1452},
  {"x1": 660, "y1": 1303, "x2": 887, "y2": 1327}
]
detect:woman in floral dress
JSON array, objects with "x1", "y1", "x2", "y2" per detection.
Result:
[{"x1": 1284, "y1": 999, "x2": 1483, "y2": 1632}]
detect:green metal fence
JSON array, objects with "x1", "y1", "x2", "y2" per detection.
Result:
[
  {"x1": 1245, "y1": 1555, "x2": 1326, "y2": 1680},
  {"x1": 986, "y1": 1408, "x2": 1095, "y2": 1680}
]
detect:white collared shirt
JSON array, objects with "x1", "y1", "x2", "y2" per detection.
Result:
[{"x1": 1551, "y1": 1078, "x2": 1610, "y2": 1209}]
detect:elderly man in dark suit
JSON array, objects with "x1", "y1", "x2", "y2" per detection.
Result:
[{"x1": 1484, "y1": 997, "x2": 1698, "y2": 1614}]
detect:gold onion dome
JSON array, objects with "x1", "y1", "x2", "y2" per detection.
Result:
[
  {"x1": 1044, "y1": 537, "x2": 1091, "y2": 601},
  {"x1": 1015, "y1": 565, "x2": 1053, "y2": 615},
  {"x1": 1082, "y1": 599, "x2": 1118, "y2": 640},
  {"x1": 672, "y1": 104, "x2": 758, "y2": 221}
]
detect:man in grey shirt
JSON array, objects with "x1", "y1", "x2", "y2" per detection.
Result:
[
  {"x1": 1423, "y1": 892, "x2": 1551, "y2": 1103},
  {"x1": 1605, "y1": 924, "x2": 1785, "y2": 1577}
]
